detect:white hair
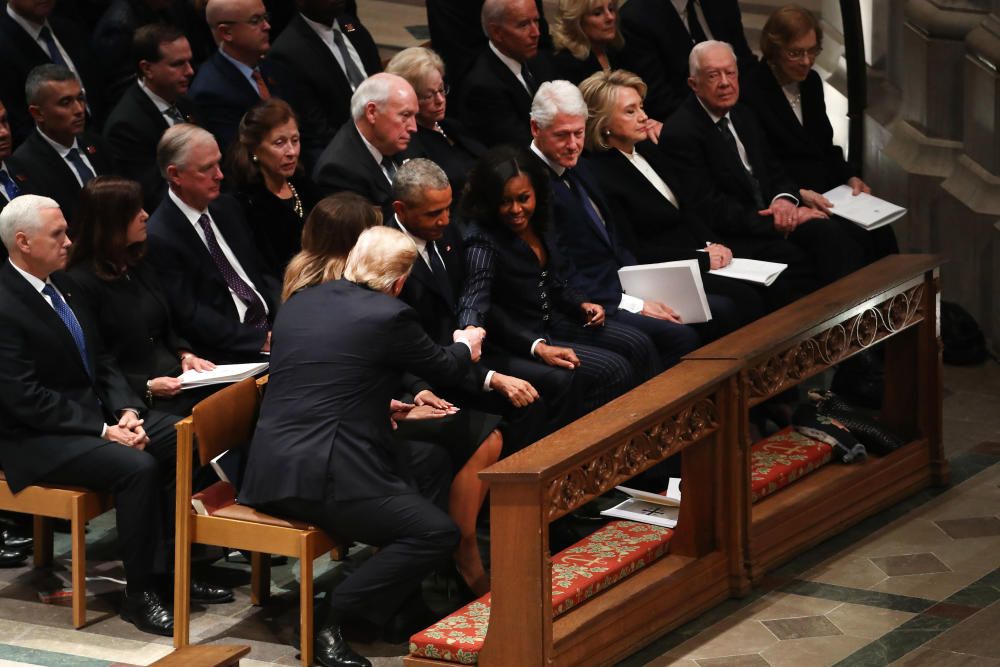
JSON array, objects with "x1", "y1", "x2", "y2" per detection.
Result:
[
  {"x1": 689, "y1": 40, "x2": 737, "y2": 77},
  {"x1": 530, "y1": 80, "x2": 588, "y2": 129},
  {"x1": 0, "y1": 194, "x2": 60, "y2": 251},
  {"x1": 481, "y1": 0, "x2": 508, "y2": 37},
  {"x1": 157, "y1": 123, "x2": 217, "y2": 178},
  {"x1": 350, "y1": 73, "x2": 413, "y2": 121}
]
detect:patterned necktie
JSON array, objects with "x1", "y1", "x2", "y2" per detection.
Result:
[
  {"x1": 196, "y1": 214, "x2": 269, "y2": 329},
  {"x1": 38, "y1": 26, "x2": 67, "y2": 66},
  {"x1": 381, "y1": 157, "x2": 398, "y2": 183},
  {"x1": 66, "y1": 148, "x2": 95, "y2": 186},
  {"x1": 164, "y1": 106, "x2": 185, "y2": 125},
  {"x1": 251, "y1": 69, "x2": 271, "y2": 100},
  {"x1": 0, "y1": 170, "x2": 22, "y2": 201},
  {"x1": 563, "y1": 169, "x2": 611, "y2": 244},
  {"x1": 685, "y1": 0, "x2": 708, "y2": 44},
  {"x1": 427, "y1": 241, "x2": 455, "y2": 308},
  {"x1": 332, "y1": 28, "x2": 366, "y2": 89},
  {"x1": 716, "y1": 117, "x2": 765, "y2": 209},
  {"x1": 41, "y1": 283, "x2": 91, "y2": 377}
]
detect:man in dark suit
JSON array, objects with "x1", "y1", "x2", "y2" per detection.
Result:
[
  {"x1": 7, "y1": 65, "x2": 111, "y2": 230},
  {"x1": 458, "y1": 0, "x2": 554, "y2": 148},
  {"x1": 312, "y1": 73, "x2": 419, "y2": 208},
  {"x1": 239, "y1": 226, "x2": 485, "y2": 666},
  {"x1": 620, "y1": 0, "x2": 756, "y2": 120},
  {"x1": 104, "y1": 24, "x2": 199, "y2": 210},
  {"x1": 391, "y1": 158, "x2": 570, "y2": 448},
  {"x1": 527, "y1": 81, "x2": 704, "y2": 369},
  {"x1": 0, "y1": 194, "x2": 231, "y2": 634},
  {"x1": 0, "y1": 0, "x2": 103, "y2": 148},
  {"x1": 0, "y1": 100, "x2": 19, "y2": 227},
  {"x1": 660, "y1": 41, "x2": 862, "y2": 289},
  {"x1": 268, "y1": 0, "x2": 382, "y2": 169},
  {"x1": 188, "y1": 0, "x2": 287, "y2": 153},
  {"x1": 146, "y1": 124, "x2": 280, "y2": 363}
]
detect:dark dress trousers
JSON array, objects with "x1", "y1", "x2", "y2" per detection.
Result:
[
  {"x1": 103, "y1": 82, "x2": 200, "y2": 210},
  {"x1": 0, "y1": 11, "x2": 104, "y2": 147},
  {"x1": 619, "y1": 0, "x2": 756, "y2": 120},
  {"x1": 586, "y1": 143, "x2": 768, "y2": 321},
  {"x1": 660, "y1": 96, "x2": 861, "y2": 294},
  {"x1": 145, "y1": 193, "x2": 280, "y2": 363},
  {"x1": 410, "y1": 118, "x2": 485, "y2": 199},
  {"x1": 268, "y1": 12, "x2": 382, "y2": 169},
  {"x1": 0, "y1": 263, "x2": 177, "y2": 588},
  {"x1": 7, "y1": 129, "x2": 112, "y2": 229},
  {"x1": 239, "y1": 279, "x2": 471, "y2": 626},
  {"x1": 741, "y1": 62, "x2": 898, "y2": 263},
  {"x1": 312, "y1": 122, "x2": 414, "y2": 207},
  {"x1": 235, "y1": 177, "x2": 316, "y2": 279}
]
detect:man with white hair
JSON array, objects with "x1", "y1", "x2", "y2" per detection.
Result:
[
  {"x1": 458, "y1": 0, "x2": 554, "y2": 147},
  {"x1": 312, "y1": 72, "x2": 420, "y2": 207},
  {"x1": 528, "y1": 80, "x2": 714, "y2": 369},
  {"x1": 0, "y1": 195, "x2": 232, "y2": 634},
  {"x1": 146, "y1": 123, "x2": 280, "y2": 363}
]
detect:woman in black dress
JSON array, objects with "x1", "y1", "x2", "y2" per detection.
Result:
[
  {"x1": 67, "y1": 176, "x2": 217, "y2": 417},
  {"x1": 549, "y1": 0, "x2": 626, "y2": 84},
  {"x1": 229, "y1": 98, "x2": 317, "y2": 279}
]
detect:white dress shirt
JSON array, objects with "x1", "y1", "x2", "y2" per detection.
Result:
[
  {"x1": 357, "y1": 126, "x2": 395, "y2": 183},
  {"x1": 781, "y1": 81, "x2": 804, "y2": 125},
  {"x1": 489, "y1": 41, "x2": 531, "y2": 93},
  {"x1": 36, "y1": 128, "x2": 97, "y2": 188},
  {"x1": 670, "y1": 0, "x2": 713, "y2": 40},
  {"x1": 167, "y1": 188, "x2": 269, "y2": 322},
  {"x1": 300, "y1": 14, "x2": 368, "y2": 91}
]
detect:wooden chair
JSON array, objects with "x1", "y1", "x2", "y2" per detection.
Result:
[
  {"x1": 173, "y1": 376, "x2": 345, "y2": 667},
  {"x1": 0, "y1": 473, "x2": 113, "y2": 628}
]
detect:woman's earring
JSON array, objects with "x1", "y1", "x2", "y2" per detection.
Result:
[{"x1": 252, "y1": 154, "x2": 259, "y2": 163}]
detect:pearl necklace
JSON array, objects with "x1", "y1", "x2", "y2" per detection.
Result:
[{"x1": 287, "y1": 181, "x2": 304, "y2": 219}]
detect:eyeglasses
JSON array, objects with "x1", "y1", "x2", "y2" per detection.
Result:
[
  {"x1": 217, "y1": 12, "x2": 271, "y2": 28},
  {"x1": 784, "y1": 46, "x2": 823, "y2": 60},
  {"x1": 418, "y1": 85, "x2": 450, "y2": 102}
]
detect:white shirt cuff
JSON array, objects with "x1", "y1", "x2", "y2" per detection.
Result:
[
  {"x1": 530, "y1": 338, "x2": 546, "y2": 356},
  {"x1": 619, "y1": 293, "x2": 644, "y2": 313},
  {"x1": 483, "y1": 370, "x2": 495, "y2": 391},
  {"x1": 101, "y1": 423, "x2": 108, "y2": 438}
]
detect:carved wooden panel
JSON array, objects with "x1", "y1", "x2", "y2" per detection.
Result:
[
  {"x1": 746, "y1": 282, "x2": 926, "y2": 403},
  {"x1": 545, "y1": 397, "x2": 719, "y2": 521}
]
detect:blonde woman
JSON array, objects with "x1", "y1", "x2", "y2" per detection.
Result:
[{"x1": 549, "y1": 0, "x2": 625, "y2": 83}]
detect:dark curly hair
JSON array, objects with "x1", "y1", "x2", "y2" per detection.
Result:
[{"x1": 460, "y1": 145, "x2": 552, "y2": 234}]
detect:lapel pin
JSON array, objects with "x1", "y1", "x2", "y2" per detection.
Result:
[
  {"x1": 343, "y1": 23, "x2": 356, "y2": 32},
  {"x1": 85, "y1": 145, "x2": 97, "y2": 155}
]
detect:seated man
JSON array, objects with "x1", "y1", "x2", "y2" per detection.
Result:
[
  {"x1": 239, "y1": 226, "x2": 485, "y2": 667},
  {"x1": 0, "y1": 195, "x2": 230, "y2": 635},
  {"x1": 0, "y1": 98, "x2": 19, "y2": 227},
  {"x1": 8, "y1": 64, "x2": 111, "y2": 229},
  {"x1": 312, "y1": 72, "x2": 419, "y2": 209},
  {"x1": 146, "y1": 123, "x2": 280, "y2": 363}
]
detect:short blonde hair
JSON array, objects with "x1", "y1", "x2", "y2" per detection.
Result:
[
  {"x1": 343, "y1": 226, "x2": 418, "y2": 293},
  {"x1": 579, "y1": 69, "x2": 647, "y2": 151},
  {"x1": 385, "y1": 47, "x2": 445, "y2": 96},
  {"x1": 551, "y1": 0, "x2": 624, "y2": 60}
]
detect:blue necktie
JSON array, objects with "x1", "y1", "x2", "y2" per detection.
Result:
[
  {"x1": 41, "y1": 283, "x2": 92, "y2": 377},
  {"x1": 66, "y1": 148, "x2": 95, "y2": 186},
  {"x1": 564, "y1": 169, "x2": 611, "y2": 245},
  {"x1": 38, "y1": 26, "x2": 67, "y2": 66},
  {"x1": 0, "y1": 170, "x2": 21, "y2": 201}
]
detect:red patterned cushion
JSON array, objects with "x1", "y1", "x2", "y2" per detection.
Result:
[
  {"x1": 751, "y1": 427, "x2": 833, "y2": 503},
  {"x1": 408, "y1": 520, "x2": 673, "y2": 664}
]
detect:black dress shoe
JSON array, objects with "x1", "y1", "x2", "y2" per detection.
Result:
[
  {"x1": 0, "y1": 547, "x2": 27, "y2": 568},
  {"x1": 315, "y1": 625, "x2": 371, "y2": 667},
  {"x1": 120, "y1": 589, "x2": 174, "y2": 636},
  {"x1": 190, "y1": 580, "x2": 234, "y2": 604},
  {"x1": 2, "y1": 529, "x2": 32, "y2": 552}
]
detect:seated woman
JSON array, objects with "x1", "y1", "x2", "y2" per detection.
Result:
[
  {"x1": 459, "y1": 145, "x2": 659, "y2": 418},
  {"x1": 579, "y1": 69, "x2": 769, "y2": 321},
  {"x1": 742, "y1": 5, "x2": 897, "y2": 263},
  {"x1": 229, "y1": 98, "x2": 318, "y2": 279},
  {"x1": 282, "y1": 192, "x2": 501, "y2": 598},
  {"x1": 385, "y1": 47, "x2": 485, "y2": 197},
  {"x1": 549, "y1": 0, "x2": 627, "y2": 84},
  {"x1": 239, "y1": 226, "x2": 489, "y2": 665},
  {"x1": 67, "y1": 176, "x2": 217, "y2": 417}
]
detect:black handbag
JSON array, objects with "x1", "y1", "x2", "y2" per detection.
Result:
[{"x1": 807, "y1": 389, "x2": 906, "y2": 456}]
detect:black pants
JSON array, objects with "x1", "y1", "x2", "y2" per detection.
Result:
[{"x1": 42, "y1": 409, "x2": 178, "y2": 593}]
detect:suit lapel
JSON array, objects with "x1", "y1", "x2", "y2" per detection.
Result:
[
  {"x1": 291, "y1": 15, "x2": 352, "y2": 98},
  {"x1": 131, "y1": 83, "x2": 170, "y2": 134},
  {"x1": 350, "y1": 129, "x2": 392, "y2": 200},
  {"x1": 485, "y1": 50, "x2": 532, "y2": 105},
  {"x1": 212, "y1": 50, "x2": 260, "y2": 104}
]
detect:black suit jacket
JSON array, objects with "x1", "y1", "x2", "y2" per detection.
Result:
[
  {"x1": 586, "y1": 143, "x2": 720, "y2": 269},
  {"x1": 268, "y1": 13, "x2": 381, "y2": 169},
  {"x1": 458, "y1": 48, "x2": 553, "y2": 149},
  {"x1": 145, "y1": 194, "x2": 280, "y2": 363},
  {"x1": 238, "y1": 279, "x2": 472, "y2": 506},
  {"x1": 619, "y1": 0, "x2": 756, "y2": 120},
  {"x1": 0, "y1": 11, "x2": 104, "y2": 147},
  {"x1": 0, "y1": 263, "x2": 142, "y2": 491},
  {"x1": 7, "y1": 129, "x2": 112, "y2": 228},
  {"x1": 660, "y1": 96, "x2": 799, "y2": 240},
  {"x1": 312, "y1": 122, "x2": 412, "y2": 206},
  {"x1": 188, "y1": 49, "x2": 291, "y2": 153},
  {"x1": 103, "y1": 82, "x2": 200, "y2": 209},
  {"x1": 547, "y1": 46, "x2": 624, "y2": 86},
  {"x1": 742, "y1": 63, "x2": 854, "y2": 193}
]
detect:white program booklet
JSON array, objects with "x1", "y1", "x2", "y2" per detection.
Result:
[
  {"x1": 615, "y1": 477, "x2": 682, "y2": 506},
  {"x1": 602, "y1": 478, "x2": 682, "y2": 528},
  {"x1": 178, "y1": 362, "x2": 269, "y2": 389},
  {"x1": 709, "y1": 258, "x2": 787, "y2": 286},
  {"x1": 822, "y1": 185, "x2": 907, "y2": 230},
  {"x1": 618, "y1": 259, "x2": 712, "y2": 323}
]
